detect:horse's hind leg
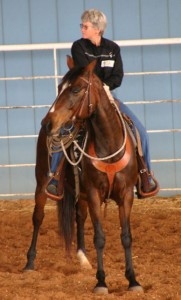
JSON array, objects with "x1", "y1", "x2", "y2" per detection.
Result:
[
  {"x1": 23, "y1": 189, "x2": 47, "y2": 271},
  {"x1": 119, "y1": 194, "x2": 143, "y2": 292},
  {"x1": 76, "y1": 198, "x2": 92, "y2": 269}
]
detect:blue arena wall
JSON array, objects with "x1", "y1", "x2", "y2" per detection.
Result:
[{"x1": 0, "y1": 0, "x2": 181, "y2": 198}]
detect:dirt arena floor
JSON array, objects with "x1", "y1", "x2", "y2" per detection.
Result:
[{"x1": 0, "y1": 195, "x2": 181, "y2": 300}]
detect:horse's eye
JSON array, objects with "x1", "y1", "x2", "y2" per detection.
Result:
[{"x1": 71, "y1": 86, "x2": 81, "y2": 94}]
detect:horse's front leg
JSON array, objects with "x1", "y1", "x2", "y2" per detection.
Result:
[
  {"x1": 76, "y1": 197, "x2": 92, "y2": 269},
  {"x1": 88, "y1": 190, "x2": 108, "y2": 295},
  {"x1": 23, "y1": 190, "x2": 47, "y2": 271},
  {"x1": 119, "y1": 192, "x2": 143, "y2": 292}
]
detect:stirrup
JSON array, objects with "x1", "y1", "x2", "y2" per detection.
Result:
[
  {"x1": 44, "y1": 176, "x2": 64, "y2": 201},
  {"x1": 136, "y1": 172, "x2": 160, "y2": 199},
  {"x1": 45, "y1": 189, "x2": 64, "y2": 201}
]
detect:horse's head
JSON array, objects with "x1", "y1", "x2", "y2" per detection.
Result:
[{"x1": 41, "y1": 56, "x2": 100, "y2": 136}]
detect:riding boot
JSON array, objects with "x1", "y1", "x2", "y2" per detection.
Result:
[
  {"x1": 45, "y1": 156, "x2": 66, "y2": 201},
  {"x1": 136, "y1": 152, "x2": 160, "y2": 199}
]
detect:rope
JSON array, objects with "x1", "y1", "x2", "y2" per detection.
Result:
[
  {"x1": 46, "y1": 124, "x2": 80, "y2": 156},
  {"x1": 72, "y1": 102, "x2": 128, "y2": 162},
  {"x1": 46, "y1": 124, "x2": 82, "y2": 171},
  {"x1": 61, "y1": 132, "x2": 88, "y2": 166},
  {"x1": 59, "y1": 102, "x2": 128, "y2": 165}
]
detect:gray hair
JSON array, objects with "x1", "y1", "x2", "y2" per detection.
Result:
[{"x1": 81, "y1": 9, "x2": 107, "y2": 35}]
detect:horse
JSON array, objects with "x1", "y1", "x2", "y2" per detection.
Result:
[{"x1": 24, "y1": 55, "x2": 143, "y2": 294}]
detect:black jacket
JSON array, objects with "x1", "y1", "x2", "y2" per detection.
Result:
[{"x1": 71, "y1": 37, "x2": 124, "y2": 90}]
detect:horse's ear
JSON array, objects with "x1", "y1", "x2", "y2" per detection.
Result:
[
  {"x1": 85, "y1": 59, "x2": 97, "y2": 74},
  {"x1": 67, "y1": 55, "x2": 75, "y2": 69}
]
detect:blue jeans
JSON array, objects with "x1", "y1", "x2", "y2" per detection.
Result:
[
  {"x1": 51, "y1": 151, "x2": 63, "y2": 173},
  {"x1": 119, "y1": 102, "x2": 151, "y2": 172},
  {"x1": 50, "y1": 103, "x2": 151, "y2": 174},
  {"x1": 50, "y1": 125, "x2": 73, "y2": 174}
]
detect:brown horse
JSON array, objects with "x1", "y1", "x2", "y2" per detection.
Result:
[{"x1": 24, "y1": 56, "x2": 143, "y2": 294}]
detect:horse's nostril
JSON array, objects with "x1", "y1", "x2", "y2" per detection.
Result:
[
  {"x1": 46, "y1": 121, "x2": 52, "y2": 135},
  {"x1": 41, "y1": 120, "x2": 52, "y2": 135}
]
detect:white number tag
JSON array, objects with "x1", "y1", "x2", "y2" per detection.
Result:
[{"x1": 101, "y1": 60, "x2": 115, "y2": 67}]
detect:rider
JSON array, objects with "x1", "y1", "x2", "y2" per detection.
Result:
[{"x1": 46, "y1": 8, "x2": 159, "y2": 199}]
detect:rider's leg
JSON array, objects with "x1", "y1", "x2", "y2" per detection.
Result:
[
  {"x1": 119, "y1": 102, "x2": 159, "y2": 196},
  {"x1": 46, "y1": 151, "x2": 63, "y2": 196},
  {"x1": 119, "y1": 102, "x2": 151, "y2": 171},
  {"x1": 51, "y1": 151, "x2": 63, "y2": 174},
  {"x1": 103, "y1": 86, "x2": 158, "y2": 194},
  {"x1": 104, "y1": 85, "x2": 151, "y2": 172},
  {"x1": 46, "y1": 124, "x2": 74, "y2": 197}
]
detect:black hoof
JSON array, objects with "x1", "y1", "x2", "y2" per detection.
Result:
[{"x1": 23, "y1": 263, "x2": 34, "y2": 272}]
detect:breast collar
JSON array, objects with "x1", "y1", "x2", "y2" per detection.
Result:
[{"x1": 88, "y1": 137, "x2": 131, "y2": 198}]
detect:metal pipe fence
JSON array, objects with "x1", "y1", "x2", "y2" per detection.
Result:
[{"x1": 0, "y1": 38, "x2": 181, "y2": 197}]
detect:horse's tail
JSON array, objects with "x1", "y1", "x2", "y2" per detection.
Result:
[{"x1": 57, "y1": 184, "x2": 75, "y2": 254}]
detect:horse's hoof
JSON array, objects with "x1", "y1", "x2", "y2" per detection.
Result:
[
  {"x1": 23, "y1": 269, "x2": 34, "y2": 273},
  {"x1": 77, "y1": 250, "x2": 92, "y2": 270},
  {"x1": 128, "y1": 285, "x2": 144, "y2": 292},
  {"x1": 93, "y1": 286, "x2": 108, "y2": 295},
  {"x1": 22, "y1": 265, "x2": 34, "y2": 272}
]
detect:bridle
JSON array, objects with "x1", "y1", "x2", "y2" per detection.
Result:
[{"x1": 72, "y1": 75, "x2": 96, "y2": 120}]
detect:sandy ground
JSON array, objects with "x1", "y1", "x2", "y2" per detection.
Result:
[{"x1": 0, "y1": 195, "x2": 181, "y2": 300}]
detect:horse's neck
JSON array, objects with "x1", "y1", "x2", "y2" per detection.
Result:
[{"x1": 90, "y1": 94, "x2": 124, "y2": 157}]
